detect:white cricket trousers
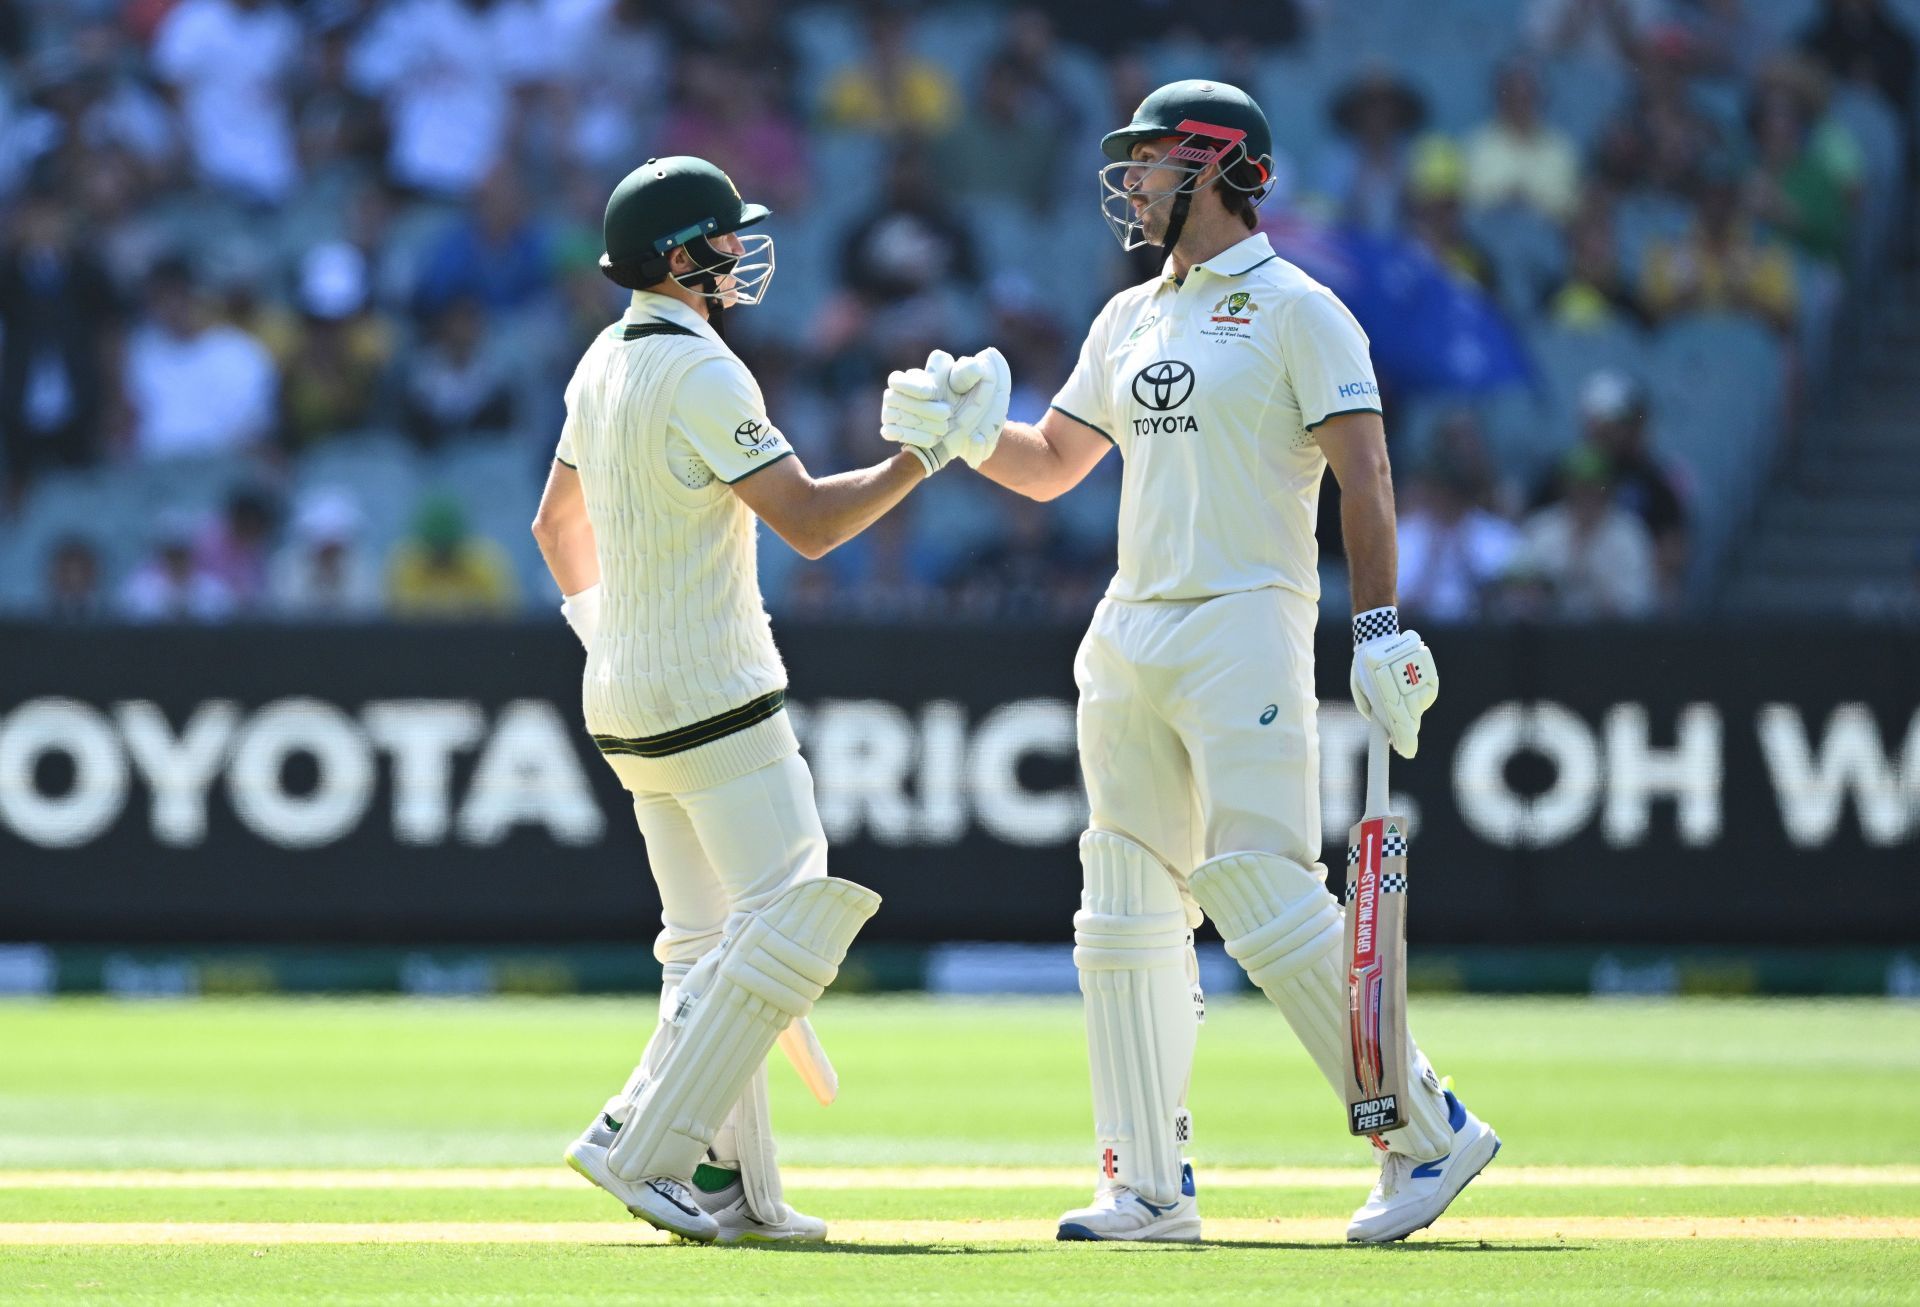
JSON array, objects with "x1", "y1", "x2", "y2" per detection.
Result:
[
  {"x1": 604, "y1": 750, "x2": 829, "y2": 968},
  {"x1": 1075, "y1": 587, "x2": 1324, "y2": 887}
]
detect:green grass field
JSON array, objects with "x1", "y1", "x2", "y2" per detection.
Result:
[{"x1": 2, "y1": 995, "x2": 1917, "y2": 1303}]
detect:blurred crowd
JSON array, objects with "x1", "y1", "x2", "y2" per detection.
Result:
[{"x1": 0, "y1": 0, "x2": 1913, "y2": 626}]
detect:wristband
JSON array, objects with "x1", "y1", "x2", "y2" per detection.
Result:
[
  {"x1": 904, "y1": 442, "x2": 947, "y2": 476},
  {"x1": 1352, "y1": 605, "x2": 1399, "y2": 648}
]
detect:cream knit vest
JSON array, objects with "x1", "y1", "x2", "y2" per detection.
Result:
[{"x1": 567, "y1": 321, "x2": 795, "y2": 792}]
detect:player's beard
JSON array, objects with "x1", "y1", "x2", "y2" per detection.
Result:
[{"x1": 1133, "y1": 184, "x2": 1184, "y2": 248}]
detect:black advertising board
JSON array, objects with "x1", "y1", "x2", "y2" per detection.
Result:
[{"x1": 1, "y1": 621, "x2": 1915, "y2": 947}]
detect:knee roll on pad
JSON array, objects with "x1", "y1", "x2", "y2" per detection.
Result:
[
  {"x1": 1189, "y1": 851, "x2": 1342, "y2": 986},
  {"x1": 607, "y1": 876, "x2": 880, "y2": 1183},
  {"x1": 1074, "y1": 830, "x2": 1189, "y2": 969},
  {"x1": 1074, "y1": 829, "x2": 1198, "y2": 1207}
]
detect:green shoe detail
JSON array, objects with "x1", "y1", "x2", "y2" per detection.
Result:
[
  {"x1": 692, "y1": 1162, "x2": 741, "y2": 1194},
  {"x1": 602, "y1": 1113, "x2": 622, "y2": 1133}
]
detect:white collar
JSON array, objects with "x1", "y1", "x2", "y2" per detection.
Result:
[
  {"x1": 1161, "y1": 232, "x2": 1278, "y2": 286},
  {"x1": 623, "y1": 289, "x2": 720, "y2": 342}
]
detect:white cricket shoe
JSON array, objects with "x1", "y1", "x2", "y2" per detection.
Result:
[
  {"x1": 1057, "y1": 1162, "x2": 1202, "y2": 1242},
  {"x1": 564, "y1": 1110, "x2": 720, "y2": 1243},
  {"x1": 690, "y1": 1163, "x2": 829, "y2": 1243},
  {"x1": 1346, "y1": 1089, "x2": 1501, "y2": 1243}
]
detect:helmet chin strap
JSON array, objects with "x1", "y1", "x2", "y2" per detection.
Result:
[
  {"x1": 1158, "y1": 185, "x2": 1196, "y2": 257},
  {"x1": 692, "y1": 236, "x2": 743, "y2": 336}
]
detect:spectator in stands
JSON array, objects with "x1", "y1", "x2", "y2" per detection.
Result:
[
  {"x1": 1799, "y1": 0, "x2": 1917, "y2": 154},
  {"x1": 1397, "y1": 452, "x2": 1523, "y2": 625},
  {"x1": 951, "y1": 494, "x2": 1104, "y2": 621},
  {"x1": 554, "y1": 0, "x2": 669, "y2": 172},
  {"x1": 3, "y1": 35, "x2": 176, "y2": 198},
  {"x1": 1318, "y1": 69, "x2": 1428, "y2": 234},
  {"x1": 269, "y1": 487, "x2": 382, "y2": 619},
  {"x1": 0, "y1": 185, "x2": 120, "y2": 506},
  {"x1": 71, "y1": 150, "x2": 169, "y2": 291},
  {"x1": 1405, "y1": 138, "x2": 1494, "y2": 290},
  {"x1": 1642, "y1": 158, "x2": 1798, "y2": 332},
  {"x1": 152, "y1": 0, "x2": 301, "y2": 205},
  {"x1": 349, "y1": 0, "x2": 531, "y2": 198},
  {"x1": 414, "y1": 166, "x2": 555, "y2": 316},
  {"x1": 275, "y1": 242, "x2": 397, "y2": 451},
  {"x1": 402, "y1": 298, "x2": 516, "y2": 448},
  {"x1": 1546, "y1": 197, "x2": 1650, "y2": 328},
  {"x1": 385, "y1": 493, "x2": 519, "y2": 620},
  {"x1": 657, "y1": 47, "x2": 810, "y2": 213},
  {"x1": 1533, "y1": 370, "x2": 1691, "y2": 608},
  {"x1": 1684, "y1": 0, "x2": 1773, "y2": 80},
  {"x1": 936, "y1": 53, "x2": 1067, "y2": 214},
  {"x1": 1050, "y1": 0, "x2": 1308, "y2": 52},
  {"x1": 43, "y1": 536, "x2": 106, "y2": 623},
  {"x1": 1464, "y1": 59, "x2": 1581, "y2": 223},
  {"x1": 813, "y1": 149, "x2": 980, "y2": 381},
  {"x1": 119, "y1": 257, "x2": 278, "y2": 462},
  {"x1": 1528, "y1": 0, "x2": 1663, "y2": 67},
  {"x1": 820, "y1": 6, "x2": 959, "y2": 137},
  {"x1": 120, "y1": 511, "x2": 236, "y2": 623},
  {"x1": 1429, "y1": 406, "x2": 1525, "y2": 521},
  {"x1": 1596, "y1": 34, "x2": 1725, "y2": 196},
  {"x1": 1744, "y1": 61, "x2": 1862, "y2": 266},
  {"x1": 193, "y1": 485, "x2": 278, "y2": 612},
  {"x1": 1519, "y1": 444, "x2": 1659, "y2": 620},
  {"x1": 294, "y1": 20, "x2": 391, "y2": 181}
]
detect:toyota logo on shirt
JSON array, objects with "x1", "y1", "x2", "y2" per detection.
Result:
[{"x1": 1132, "y1": 360, "x2": 1195, "y2": 412}]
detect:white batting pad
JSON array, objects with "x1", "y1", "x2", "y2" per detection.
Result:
[
  {"x1": 607, "y1": 876, "x2": 881, "y2": 1183},
  {"x1": 726, "y1": 1060, "x2": 785, "y2": 1222},
  {"x1": 1074, "y1": 829, "x2": 1198, "y2": 1207},
  {"x1": 1190, "y1": 851, "x2": 1452, "y2": 1159}
]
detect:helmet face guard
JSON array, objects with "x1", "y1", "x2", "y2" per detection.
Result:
[
  {"x1": 1098, "y1": 119, "x2": 1276, "y2": 251},
  {"x1": 668, "y1": 229, "x2": 777, "y2": 307}
]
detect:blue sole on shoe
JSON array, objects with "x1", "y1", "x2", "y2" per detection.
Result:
[{"x1": 1056, "y1": 1223, "x2": 1102, "y2": 1241}]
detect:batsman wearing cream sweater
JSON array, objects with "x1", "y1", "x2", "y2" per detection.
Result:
[{"x1": 530, "y1": 156, "x2": 1008, "y2": 1245}]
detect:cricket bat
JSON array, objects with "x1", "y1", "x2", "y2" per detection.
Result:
[{"x1": 1344, "y1": 720, "x2": 1410, "y2": 1137}]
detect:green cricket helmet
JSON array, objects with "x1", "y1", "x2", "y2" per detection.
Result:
[
  {"x1": 1098, "y1": 79, "x2": 1277, "y2": 251},
  {"x1": 600, "y1": 155, "x2": 776, "y2": 305}
]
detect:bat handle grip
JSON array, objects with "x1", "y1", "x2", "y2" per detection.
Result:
[{"x1": 1365, "y1": 719, "x2": 1390, "y2": 820}]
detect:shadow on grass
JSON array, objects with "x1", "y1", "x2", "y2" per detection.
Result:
[{"x1": 608, "y1": 1240, "x2": 1589, "y2": 1256}]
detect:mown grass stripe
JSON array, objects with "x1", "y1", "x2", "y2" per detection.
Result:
[
  {"x1": 2, "y1": 1166, "x2": 1918, "y2": 1191},
  {"x1": 1, "y1": 1217, "x2": 1915, "y2": 1245}
]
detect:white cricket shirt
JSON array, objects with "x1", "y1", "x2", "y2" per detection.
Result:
[
  {"x1": 1051, "y1": 232, "x2": 1382, "y2": 603},
  {"x1": 556, "y1": 290, "x2": 799, "y2": 791}
]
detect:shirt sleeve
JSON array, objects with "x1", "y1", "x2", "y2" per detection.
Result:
[
  {"x1": 1049, "y1": 304, "x2": 1116, "y2": 441},
  {"x1": 555, "y1": 360, "x2": 582, "y2": 467},
  {"x1": 1284, "y1": 289, "x2": 1383, "y2": 433},
  {"x1": 670, "y1": 356, "x2": 794, "y2": 484}
]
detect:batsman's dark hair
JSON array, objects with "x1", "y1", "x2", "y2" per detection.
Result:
[{"x1": 1219, "y1": 156, "x2": 1265, "y2": 231}]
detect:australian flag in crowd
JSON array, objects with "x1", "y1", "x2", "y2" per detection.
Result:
[{"x1": 1263, "y1": 213, "x2": 1530, "y2": 396}]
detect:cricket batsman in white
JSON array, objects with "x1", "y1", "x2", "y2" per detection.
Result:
[
  {"x1": 531, "y1": 155, "x2": 1005, "y2": 1243},
  {"x1": 882, "y1": 81, "x2": 1501, "y2": 1243}
]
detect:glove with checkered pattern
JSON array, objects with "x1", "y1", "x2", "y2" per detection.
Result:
[{"x1": 1349, "y1": 606, "x2": 1438, "y2": 759}]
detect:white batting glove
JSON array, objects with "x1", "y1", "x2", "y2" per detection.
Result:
[
  {"x1": 880, "y1": 363, "x2": 955, "y2": 475},
  {"x1": 1349, "y1": 606, "x2": 1438, "y2": 759},
  {"x1": 561, "y1": 582, "x2": 601, "y2": 651},
  {"x1": 945, "y1": 347, "x2": 1010, "y2": 469}
]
